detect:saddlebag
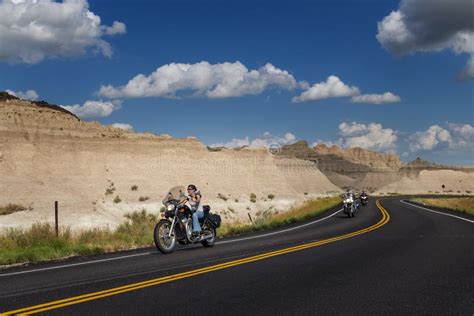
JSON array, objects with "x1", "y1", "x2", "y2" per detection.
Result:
[
  {"x1": 208, "y1": 214, "x2": 222, "y2": 228},
  {"x1": 202, "y1": 205, "x2": 221, "y2": 228}
]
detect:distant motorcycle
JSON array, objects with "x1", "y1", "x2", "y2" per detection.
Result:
[
  {"x1": 154, "y1": 186, "x2": 221, "y2": 254},
  {"x1": 360, "y1": 194, "x2": 368, "y2": 206},
  {"x1": 343, "y1": 194, "x2": 358, "y2": 218}
]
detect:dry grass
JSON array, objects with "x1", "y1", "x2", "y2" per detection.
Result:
[
  {"x1": 218, "y1": 196, "x2": 341, "y2": 237},
  {"x1": 411, "y1": 197, "x2": 474, "y2": 216},
  {"x1": 0, "y1": 204, "x2": 27, "y2": 216},
  {"x1": 0, "y1": 210, "x2": 157, "y2": 266}
]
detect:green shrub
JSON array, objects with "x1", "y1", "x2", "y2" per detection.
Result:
[
  {"x1": 250, "y1": 193, "x2": 257, "y2": 203},
  {"x1": 268, "y1": 194, "x2": 275, "y2": 200},
  {"x1": 138, "y1": 196, "x2": 149, "y2": 202},
  {"x1": 0, "y1": 204, "x2": 27, "y2": 216},
  {"x1": 113, "y1": 195, "x2": 122, "y2": 203},
  {"x1": 131, "y1": 185, "x2": 138, "y2": 191},
  {"x1": 217, "y1": 193, "x2": 228, "y2": 201}
]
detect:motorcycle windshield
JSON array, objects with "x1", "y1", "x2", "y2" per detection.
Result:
[{"x1": 162, "y1": 186, "x2": 187, "y2": 205}]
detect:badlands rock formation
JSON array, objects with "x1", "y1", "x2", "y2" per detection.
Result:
[
  {"x1": 0, "y1": 95, "x2": 340, "y2": 231},
  {"x1": 281, "y1": 141, "x2": 474, "y2": 194}
]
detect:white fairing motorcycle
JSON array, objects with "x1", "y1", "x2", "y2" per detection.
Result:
[{"x1": 343, "y1": 194, "x2": 358, "y2": 218}]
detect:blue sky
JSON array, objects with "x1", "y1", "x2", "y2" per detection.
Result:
[{"x1": 1, "y1": 0, "x2": 473, "y2": 164}]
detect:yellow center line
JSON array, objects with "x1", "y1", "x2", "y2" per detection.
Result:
[{"x1": 2, "y1": 200, "x2": 391, "y2": 315}]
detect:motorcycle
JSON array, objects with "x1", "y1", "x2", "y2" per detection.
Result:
[
  {"x1": 343, "y1": 194, "x2": 358, "y2": 218},
  {"x1": 154, "y1": 186, "x2": 221, "y2": 254},
  {"x1": 360, "y1": 194, "x2": 368, "y2": 206}
]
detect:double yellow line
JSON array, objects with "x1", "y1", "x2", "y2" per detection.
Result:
[{"x1": 2, "y1": 200, "x2": 390, "y2": 315}]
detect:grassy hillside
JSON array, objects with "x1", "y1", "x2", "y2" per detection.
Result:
[{"x1": 410, "y1": 197, "x2": 474, "y2": 216}]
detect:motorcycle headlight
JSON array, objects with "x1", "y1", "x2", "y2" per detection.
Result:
[{"x1": 167, "y1": 204, "x2": 175, "y2": 211}]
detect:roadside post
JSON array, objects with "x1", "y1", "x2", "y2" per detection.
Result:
[{"x1": 55, "y1": 201, "x2": 59, "y2": 237}]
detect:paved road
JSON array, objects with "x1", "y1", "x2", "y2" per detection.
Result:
[{"x1": 0, "y1": 198, "x2": 472, "y2": 315}]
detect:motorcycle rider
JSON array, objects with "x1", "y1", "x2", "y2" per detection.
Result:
[
  {"x1": 345, "y1": 189, "x2": 359, "y2": 210},
  {"x1": 186, "y1": 184, "x2": 204, "y2": 238}
]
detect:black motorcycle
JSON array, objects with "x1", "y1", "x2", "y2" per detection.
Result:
[
  {"x1": 360, "y1": 194, "x2": 368, "y2": 206},
  {"x1": 154, "y1": 186, "x2": 221, "y2": 254}
]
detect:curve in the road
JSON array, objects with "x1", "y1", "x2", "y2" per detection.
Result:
[
  {"x1": 400, "y1": 199, "x2": 474, "y2": 223},
  {"x1": 2, "y1": 200, "x2": 390, "y2": 315},
  {"x1": 0, "y1": 206, "x2": 344, "y2": 278}
]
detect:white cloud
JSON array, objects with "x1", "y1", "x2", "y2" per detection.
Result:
[
  {"x1": 409, "y1": 125, "x2": 452, "y2": 151},
  {"x1": 351, "y1": 92, "x2": 401, "y2": 104},
  {"x1": 337, "y1": 122, "x2": 398, "y2": 152},
  {"x1": 112, "y1": 123, "x2": 133, "y2": 131},
  {"x1": 0, "y1": 0, "x2": 126, "y2": 64},
  {"x1": 292, "y1": 76, "x2": 360, "y2": 103},
  {"x1": 98, "y1": 61, "x2": 297, "y2": 99},
  {"x1": 210, "y1": 132, "x2": 297, "y2": 149},
  {"x1": 460, "y1": 55, "x2": 474, "y2": 80},
  {"x1": 104, "y1": 21, "x2": 126, "y2": 36},
  {"x1": 409, "y1": 123, "x2": 474, "y2": 152},
  {"x1": 211, "y1": 137, "x2": 250, "y2": 148},
  {"x1": 61, "y1": 100, "x2": 121, "y2": 119},
  {"x1": 292, "y1": 76, "x2": 400, "y2": 104},
  {"x1": 310, "y1": 139, "x2": 336, "y2": 148},
  {"x1": 5, "y1": 89, "x2": 39, "y2": 100},
  {"x1": 377, "y1": 0, "x2": 474, "y2": 80}
]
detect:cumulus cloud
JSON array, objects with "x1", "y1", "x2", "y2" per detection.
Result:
[
  {"x1": 104, "y1": 21, "x2": 126, "y2": 36},
  {"x1": 351, "y1": 92, "x2": 401, "y2": 104},
  {"x1": 409, "y1": 125, "x2": 452, "y2": 151},
  {"x1": 98, "y1": 61, "x2": 297, "y2": 99},
  {"x1": 292, "y1": 76, "x2": 360, "y2": 103},
  {"x1": 292, "y1": 76, "x2": 400, "y2": 104},
  {"x1": 0, "y1": 0, "x2": 126, "y2": 64},
  {"x1": 112, "y1": 123, "x2": 133, "y2": 131},
  {"x1": 459, "y1": 55, "x2": 474, "y2": 80},
  {"x1": 310, "y1": 139, "x2": 336, "y2": 148},
  {"x1": 5, "y1": 89, "x2": 39, "y2": 100},
  {"x1": 336, "y1": 122, "x2": 398, "y2": 152},
  {"x1": 377, "y1": 0, "x2": 474, "y2": 80},
  {"x1": 409, "y1": 123, "x2": 474, "y2": 152},
  {"x1": 61, "y1": 100, "x2": 121, "y2": 119},
  {"x1": 210, "y1": 132, "x2": 297, "y2": 149}
]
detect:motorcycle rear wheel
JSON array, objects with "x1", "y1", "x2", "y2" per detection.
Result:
[{"x1": 201, "y1": 228, "x2": 216, "y2": 247}]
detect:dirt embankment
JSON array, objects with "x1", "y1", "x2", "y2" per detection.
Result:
[{"x1": 0, "y1": 98, "x2": 340, "y2": 231}]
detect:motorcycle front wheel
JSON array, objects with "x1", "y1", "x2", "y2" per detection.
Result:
[{"x1": 154, "y1": 219, "x2": 177, "y2": 254}]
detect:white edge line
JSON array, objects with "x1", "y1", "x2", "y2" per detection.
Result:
[
  {"x1": 400, "y1": 200, "x2": 474, "y2": 224},
  {"x1": 0, "y1": 252, "x2": 152, "y2": 277},
  {"x1": 218, "y1": 208, "x2": 343, "y2": 244},
  {"x1": 0, "y1": 207, "x2": 343, "y2": 277}
]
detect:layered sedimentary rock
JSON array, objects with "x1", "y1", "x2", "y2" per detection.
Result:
[
  {"x1": 281, "y1": 141, "x2": 474, "y2": 194},
  {"x1": 0, "y1": 97, "x2": 340, "y2": 230}
]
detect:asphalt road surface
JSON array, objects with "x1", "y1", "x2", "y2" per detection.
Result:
[{"x1": 0, "y1": 197, "x2": 473, "y2": 315}]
